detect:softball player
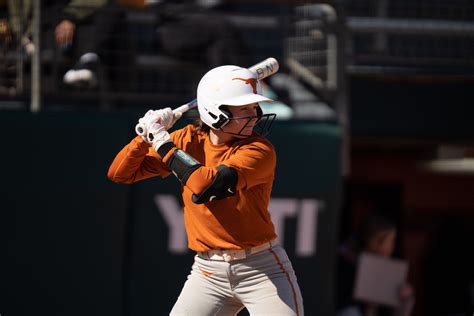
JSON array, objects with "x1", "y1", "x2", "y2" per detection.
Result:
[{"x1": 108, "y1": 65, "x2": 304, "y2": 315}]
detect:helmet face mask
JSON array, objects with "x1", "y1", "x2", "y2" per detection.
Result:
[
  {"x1": 197, "y1": 65, "x2": 276, "y2": 136},
  {"x1": 252, "y1": 113, "x2": 276, "y2": 137},
  {"x1": 216, "y1": 106, "x2": 276, "y2": 137}
]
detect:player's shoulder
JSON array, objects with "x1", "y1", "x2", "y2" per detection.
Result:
[
  {"x1": 170, "y1": 124, "x2": 196, "y2": 139},
  {"x1": 170, "y1": 124, "x2": 206, "y2": 146},
  {"x1": 236, "y1": 135, "x2": 276, "y2": 154}
]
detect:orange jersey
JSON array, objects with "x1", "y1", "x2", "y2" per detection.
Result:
[{"x1": 108, "y1": 124, "x2": 277, "y2": 252}]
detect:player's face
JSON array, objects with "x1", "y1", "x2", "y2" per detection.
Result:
[{"x1": 222, "y1": 103, "x2": 259, "y2": 137}]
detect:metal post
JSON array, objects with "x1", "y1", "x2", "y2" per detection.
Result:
[
  {"x1": 31, "y1": 0, "x2": 41, "y2": 112},
  {"x1": 287, "y1": 3, "x2": 350, "y2": 175},
  {"x1": 334, "y1": 1, "x2": 350, "y2": 177},
  {"x1": 322, "y1": 4, "x2": 338, "y2": 91}
]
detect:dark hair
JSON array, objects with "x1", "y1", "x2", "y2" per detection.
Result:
[
  {"x1": 357, "y1": 213, "x2": 397, "y2": 251},
  {"x1": 193, "y1": 118, "x2": 211, "y2": 134}
]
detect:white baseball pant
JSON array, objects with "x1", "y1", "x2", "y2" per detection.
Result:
[{"x1": 170, "y1": 243, "x2": 304, "y2": 316}]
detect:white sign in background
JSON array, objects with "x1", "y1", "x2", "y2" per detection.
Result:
[{"x1": 154, "y1": 194, "x2": 324, "y2": 257}]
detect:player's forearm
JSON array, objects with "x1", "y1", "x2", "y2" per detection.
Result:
[
  {"x1": 108, "y1": 136, "x2": 163, "y2": 183},
  {"x1": 159, "y1": 143, "x2": 237, "y2": 203},
  {"x1": 158, "y1": 143, "x2": 216, "y2": 192}
]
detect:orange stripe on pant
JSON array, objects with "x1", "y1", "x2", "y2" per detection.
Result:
[{"x1": 269, "y1": 248, "x2": 301, "y2": 316}]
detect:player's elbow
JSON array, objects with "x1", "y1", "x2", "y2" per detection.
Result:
[
  {"x1": 191, "y1": 165, "x2": 238, "y2": 204},
  {"x1": 107, "y1": 168, "x2": 133, "y2": 184}
]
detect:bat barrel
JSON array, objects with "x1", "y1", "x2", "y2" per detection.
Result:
[
  {"x1": 173, "y1": 99, "x2": 198, "y2": 114},
  {"x1": 249, "y1": 57, "x2": 279, "y2": 80}
]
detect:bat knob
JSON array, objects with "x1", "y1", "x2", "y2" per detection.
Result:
[{"x1": 135, "y1": 123, "x2": 146, "y2": 136}]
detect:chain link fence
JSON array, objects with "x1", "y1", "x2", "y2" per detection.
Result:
[
  {"x1": 0, "y1": 2, "x2": 290, "y2": 110},
  {"x1": 2, "y1": 1, "x2": 474, "y2": 110},
  {"x1": 345, "y1": 0, "x2": 474, "y2": 74}
]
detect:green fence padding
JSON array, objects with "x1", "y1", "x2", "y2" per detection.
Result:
[{"x1": 0, "y1": 110, "x2": 342, "y2": 316}]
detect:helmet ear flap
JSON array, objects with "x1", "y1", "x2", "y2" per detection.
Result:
[
  {"x1": 220, "y1": 106, "x2": 232, "y2": 119},
  {"x1": 256, "y1": 105, "x2": 263, "y2": 119},
  {"x1": 211, "y1": 106, "x2": 232, "y2": 129}
]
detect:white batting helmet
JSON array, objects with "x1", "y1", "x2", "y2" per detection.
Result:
[{"x1": 197, "y1": 65, "x2": 273, "y2": 129}]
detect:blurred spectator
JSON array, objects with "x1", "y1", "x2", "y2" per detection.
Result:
[
  {"x1": 336, "y1": 212, "x2": 415, "y2": 316},
  {"x1": 1, "y1": 0, "x2": 122, "y2": 89},
  {"x1": 3, "y1": 0, "x2": 251, "y2": 95},
  {"x1": 4, "y1": 0, "x2": 34, "y2": 56},
  {"x1": 53, "y1": 0, "x2": 123, "y2": 89},
  {"x1": 1, "y1": 1, "x2": 20, "y2": 91},
  {"x1": 0, "y1": 1, "x2": 12, "y2": 68},
  {"x1": 145, "y1": 0, "x2": 249, "y2": 67}
]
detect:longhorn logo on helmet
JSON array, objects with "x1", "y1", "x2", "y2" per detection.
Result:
[{"x1": 232, "y1": 77, "x2": 258, "y2": 93}]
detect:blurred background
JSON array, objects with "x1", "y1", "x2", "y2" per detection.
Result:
[{"x1": 1, "y1": 0, "x2": 474, "y2": 315}]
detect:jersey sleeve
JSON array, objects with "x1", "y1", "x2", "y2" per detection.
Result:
[
  {"x1": 107, "y1": 136, "x2": 171, "y2": 183},
  {"x1": 223, "y1": 138, "x2": 276, "y2": 190}
]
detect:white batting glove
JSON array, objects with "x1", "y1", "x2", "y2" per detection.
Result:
[
  {"x1": 135, "y1": 117, "x2": 149, "y2": 141},
  {"x1": 147, "y1": 122, "x2": 173, "y2": 151},
  {"x1": 135, "y1": 109, "x2": 156, "y2": 140},
  {"x1": 135, "y1": 108, "x2": 181, "y2": 141},
  {"x1": 160, "y1": 108, "x2": 178, "y2": 130}
]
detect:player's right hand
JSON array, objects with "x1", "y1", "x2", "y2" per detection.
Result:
[{"x1": 147, "y1": 121, "x2": 172, "y2": 151}]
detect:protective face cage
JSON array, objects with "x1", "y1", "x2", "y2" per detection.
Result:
[{"x1": 216, "y1": 105, "x2": 277, "y2": 137}]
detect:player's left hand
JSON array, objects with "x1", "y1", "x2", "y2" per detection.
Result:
[
  {"x1": 160, "y1": 108, "x2": 174, "y2": 130},
  {"x1": 136, "y1": 108, "x2": 181, "y2": 144},
  {"x1": 145, "y1": 108, "x2": 175, "y2": 130}
]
